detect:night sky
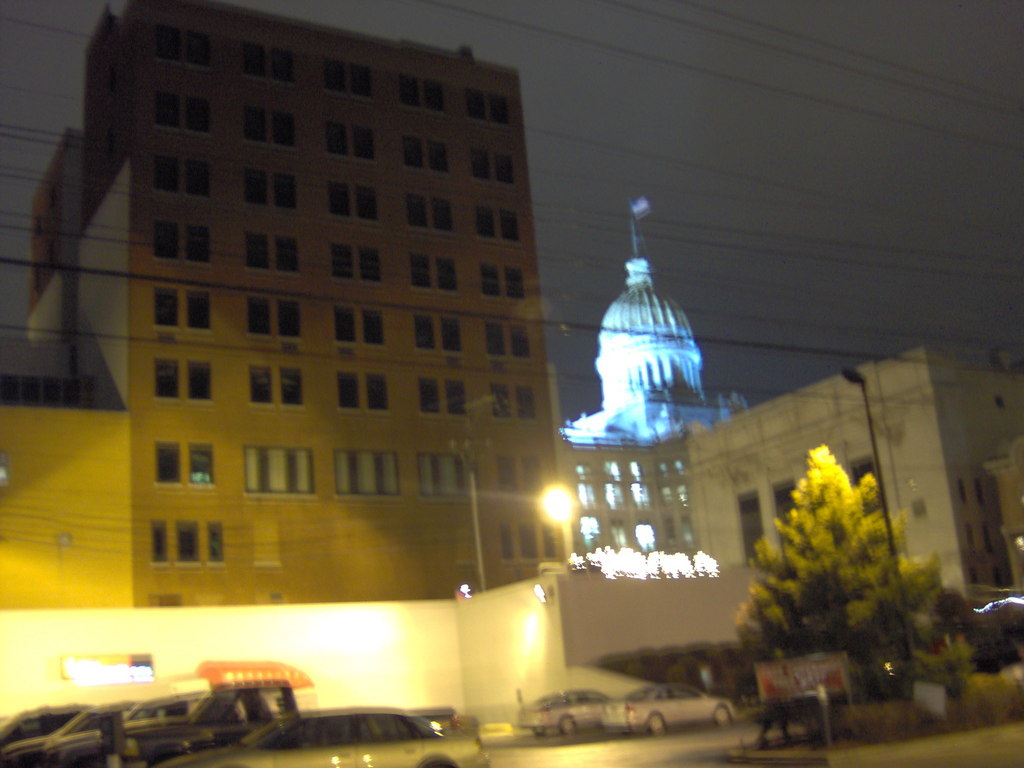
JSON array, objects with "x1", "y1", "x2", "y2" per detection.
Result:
[{"x1": 2, "y1": 0, "x2": 1022, "y2": 421}]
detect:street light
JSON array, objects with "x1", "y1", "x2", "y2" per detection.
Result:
[
  {"x1": 450, "y1": 438, "x2": 486, "y2": 592},
  {"x1": 842, "y1": 367, "x2": 914, "y2": 660},
  {"x1": 541, "y1": 486, "x2": 575, "y2": 561}
]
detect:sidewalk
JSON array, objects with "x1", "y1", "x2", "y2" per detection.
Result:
[{"x1": 727, "y1": 723, "x2": 1024, "y2": 767}]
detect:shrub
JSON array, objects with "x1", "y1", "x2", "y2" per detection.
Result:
[
  {"x1": 947, "y1": 673, "x2": 1024, "y2": 729},
  {"x1": 831, "y1": 700, "x2": 941, "y2": 744},
  {"x1": 912, "y1": 642, "x2": 974, "y2": 699}
]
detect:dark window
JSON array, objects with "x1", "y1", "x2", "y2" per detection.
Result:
[
  {"x1": 367, "y1": 374, "x2": 387, "y2": 410},
  {"x1": 470, "y1": 149, "x2": 489, "y2": 179},
  {"x1": 414, "y1": 315, "x2": 435, "y2": 349},
  {"x1": 280, "y1": 367, "x2": 302, "y2": 405},
  {"x1": 326, "y1": 122, "x2": 347, "y2": 154},
  {"x1": 184, "y1": 160, "x2": 210, "y2": 196},
  {"x1": 324, "y1": 59, "x2": 346, "y2": 91},
  {"x1": 154, "y1": 155, "x2": 179, "y2": 191},
  {"x1": 156, "y1": 443, "x2": 180, "y2": 482},
  {"x1": 250, "y1": 366, "x2": 272, "y2": 403},
  {"x1": 275, "y1": 236, "x2": 298, "y2": 272},
  {"x1": 274, "y1": 174, "x2": 296, "y2": 208},
  {"x1": 481, "y1": 263, "x2": 500, "y2": 296},
  {"x1": 334, "y1": 306, "x2": 355, "y2": 342},
  {"x1": 176, "y1": 521, "x2": 199, "y2": 562},
  {"x1": 399, "y1": 74, "x2": 420, "y2": 106},
  {"x1": 406, "y1": 194, "x2": 427, "y2": 227},
  {"x1": 185, "y1": 97, "x2": 210, "y2": 132},
  {"x1": 246, "y1": 232, "x2": 269, "y2": 268},
  {"x1": 498, "y1": 456, "x2": 517, "y2": 490},
  {"x1": 489, "y1": 94, "x2": 509, "y2": 123},
  {"x1": 245, "y1": 169, "x2": 268, "y2": 204},
  {"x1": 155, "y1": 288, "x2": 178, "y2": 326},
  {"x1": 355, "y1": 186, "x2": 377, "y2": 219},
  {"x1": 186, "y1": 291, "x2": 210, "y2": 329},
  {"x1": 270, "y1": 48, "x2": 294, "y2": 82},
  {"x1": 432, "y1": 198, "x2": 452, "y2": 231},
  {"x1": 242, "y1": 42, "x2": 265, "y2": 76},
  {"x1": 437, "y1": 257, "x2": 456, "y2": 290},
  {"x1": 739, "y1": 493, "x2": 764, "y2": 562},
  {"x1": 410, "y1": 253, "x2": 431, "y2": 287},
  {"x1": 155, "y1": 25, "x2": 181, "y2": 60},
  {"x1": 445, "y1": 380, "x2": 466, "y2": 414},
  {"x1": 499, "y1": 209, "x2": 519, "y2": 241},
  {"x1": 495, "y1": 153, "x2": 514, "y2": 183},
  {"x1": 152, "y1": 520, "x2": 168, "y2": 562},
  {"x1": 244, "y1": 106, "x2": 267, "y2": 141},
  {"x1": 511, "y1": 325, "x2": 530, "y2": 357},
  {"x1": 278, "y1": 300, "x2": 300, "y2": 337},
  {"x1": 188, "y1": 361, "x2": 211, "y2": 400},
  {"x1": 418, "y1": 378, "x2": 440, "y2": 413},
  {"x1": 518, "y1": 523, "x2": 537, "y2": 558},
  {"x1": 337, "y1": 372, "x2": 359, "y2": 408},
  {"x1": 500, "y1": 523, "x2": 514, "y2": 559},
  {"x1": 186, "y1": 225, "x2": 210, "y2": 262},
  {"x1": 491, "y1": 383, "x2": 511, "y2": 417},
  {"x1": 424, "y1": 79, "x2": 444, "y2": 111},
  {"x1": 185, "y1": 31, "x2": 210, "y2": 66},
  {"x1": 352, "y1": 126, "x2": 374, "y2": 159},
  {"x1": 207, "y1": 521, "x2": 223, "y2": 559},
  {"x1": 505, "y1": 267, "x2": 525, "y2": 298},
  {"x1": 331, "y1": 243, "x2": 353, "y2": 277},
  {"x1": 350, "y1": 64, "x2": 372, "y2": 96},
  {"x1": 475, "y1": 206, "x2": 495, "y2": 237},
  {"x1": 485, "y1": 323, "x2": 505, "y2": 355},
  {"x1": 427, "y1": 141, "x2": 448, "y2": 172},
  {"x1": 154, "y1": 220, "x2": 178, "y2": 259},
  {"x1": 358, "y1": 247, "x2": 380, "y2": 281},
  {"x1": 441, "y1": 317, "x2": 461, "y2": 352},
  {"x1": 155, "y1": 359, "x2": 179, "y2": 398},
  {"x1": 516, "y1": 385, "x2": 535, "y2": 418},
  {"x1": 272, "y1": 112, "x2": 295, "y2": 146},
  {"x1": 466, "y1": 88, "x2": 486, "y2": 119},
  {"x1": 403, "y1": 136, "x2": 423, "y2": 168},
  {"x1": 247, "y1": 297, "x2": 271, "y2": 334},
  {"x1": 155, "y1": 92, "x2": 179, "y2": 126},
  {"x1": 329, "y1": 182, "x2": 350, "y2": 216},
  {"x1": 363, "y1": 310, "x2": 383, "y2": 344}
]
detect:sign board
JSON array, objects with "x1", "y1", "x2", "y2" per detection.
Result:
[
  {"x1": 61, "y1": 654, "x2": 155, "y2": 686},
  {"x1": 755, "y1": 653, "x2": 850, "y2": 702}
]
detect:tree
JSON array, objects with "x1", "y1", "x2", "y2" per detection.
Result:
[{"x1": 739, "y1": 445, "x2": 941, "y2": 699}]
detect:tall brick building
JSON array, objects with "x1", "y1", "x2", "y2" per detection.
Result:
[{"x1": 26, "y1": 0, "x2": 559, "y2": 606}]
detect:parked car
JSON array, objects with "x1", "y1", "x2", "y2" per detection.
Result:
[
  {"x1": 0, "y1": 708, "x2": 86, "y2": 752},
  {"x1": 517, "y1": 690, "x2": 610, "y2": 736},
  {"x1": 1, "y1": 702, "x2": 135, "y2": 768},
  {"x1": 601, "y1": 684, "x2": 734, "y2": 735},
  {"x1": 152, "y1": 708, "x2": 490, "y2": 768},
  {"x1": 125, "y1": 692, "x2": 207, "y2": 725}
]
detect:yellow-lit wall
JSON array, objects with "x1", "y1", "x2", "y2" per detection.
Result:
[{"x1": 0, "y1": 407, "x2": 133, "y2": 608}]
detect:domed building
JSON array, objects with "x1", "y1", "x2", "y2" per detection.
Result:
[{"x1": 556, "y1": 200, "x2": 744, "y2": 557}]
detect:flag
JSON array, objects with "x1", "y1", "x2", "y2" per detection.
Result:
[{"x1": 630, "y1": 196, "x2": 651, "y2": 219}]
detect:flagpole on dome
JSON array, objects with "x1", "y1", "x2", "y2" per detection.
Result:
[{"x1": 629, "y1": 196, "x2": 651, "y2": 260}]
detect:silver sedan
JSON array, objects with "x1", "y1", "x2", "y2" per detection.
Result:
[{"x1": 601, "y1": 684, "x2": 734, "y2": 735}]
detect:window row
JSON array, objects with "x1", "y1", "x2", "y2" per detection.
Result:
[
  {"x1": 153, "y1": 28, "x2": 513, "y2": 126},
  {"x1": 155, "y1": 359, "x2": 211, "y2": 400},
  {"x1": 245, "y1": 233, "x2": 298, "y2": 271},
  {"x1": 155, "y1": 92, "x2": 211, "y2": 133},
  {"x1": 475, "y1": 207, "x2": 519, "y2": 240},
  {"x1": 154, "y1": 288, "x2": 210, "y2": 330},
  {"x1": 153, "y1": 156, "x2": 210, "y2": 196},
  {"x1": 153, "y1": 221, "x2": 210, "y2": 262},
  {"x1": 150, "y1": 519, "x2": 222, "y2": 564},
  {"x1": 154, "y1": 442, "x2": 540, "y2": 500}
]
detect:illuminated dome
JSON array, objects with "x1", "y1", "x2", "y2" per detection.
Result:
[{"x1": 596, "y1": 256, "x2": 704, "y2": 414}]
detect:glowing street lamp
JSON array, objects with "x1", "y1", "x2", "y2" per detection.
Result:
[{"x1": 541, "y1": 486, "x2": 574, "y2": 560}]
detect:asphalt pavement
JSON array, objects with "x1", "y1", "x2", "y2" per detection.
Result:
[{"x1": 727, "y1": 722, "x2": 1024, "y2": 767}]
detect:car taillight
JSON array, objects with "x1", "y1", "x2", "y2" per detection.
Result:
[{"x1": 625, "y1": 704, "x2": 636, "y2": 722}]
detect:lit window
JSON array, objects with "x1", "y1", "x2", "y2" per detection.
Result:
[
  {"x1": 189, "y1": 444, "x2": 213, "y2": 484},
  {"x1": 244, "y1": 446, "x2": 314, "y2": 494},
  {"x1": 636, "y1": 523, "x2": 656, "y2": 553}
]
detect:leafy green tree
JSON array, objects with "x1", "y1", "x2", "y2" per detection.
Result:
[{"x1": 739, "y1": 445, "x2": 942, "y2": 699}]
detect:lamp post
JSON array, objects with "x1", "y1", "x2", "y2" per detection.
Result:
[
  {"x1": 450, "y1": 438, "x2": 486, "y2": 592},
  {"x1": 842, "y1": 367, "x2": 914, "y2": 660},
  {"x1": 541, "y1": 486, "x2": 575, "y2": 561}
]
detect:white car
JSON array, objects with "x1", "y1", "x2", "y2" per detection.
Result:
[
  {"x1": 154, "y1": 708, "x2": 489, "y2": 768},
  {"x1": 601, "y1": 684, "x2": 733, "y2": 735},
  {"x1": 517, "y1": 690, "x2": 610, "y2": 736}
]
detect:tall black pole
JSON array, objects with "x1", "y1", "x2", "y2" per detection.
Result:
[{"x1": 842, "y1": 368, "x2": 914, "y2": 661}]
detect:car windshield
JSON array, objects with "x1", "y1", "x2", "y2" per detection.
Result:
[{"x1": 531, "y1": 694, "x2": 566, "y2": 707}]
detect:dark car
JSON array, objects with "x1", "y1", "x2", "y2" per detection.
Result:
[
  {"x1": 1, "y1": 702, "x2": 134, "y2": 768},
  {"x1": 0, "y1": 708, "x2": 86, "y2": 752}
]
